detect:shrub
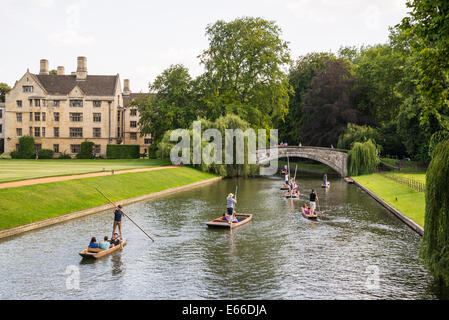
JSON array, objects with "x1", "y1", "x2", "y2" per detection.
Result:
[
  {"x1": 57, "y1": 152, "x2": 72, "y2": 159},
  {"x1": 0, "y1": 152, "x2": 12, "y2": 159},
  {"x1": 18, "y1": 136, "x2": 35, "y2": 159},
  {"x1": 38, "y1": 149, "x2": 54, "y2": 159},
  {"x1": 77, "y1": 141, "x2": 94, "y2": 159},
  {"x1": 106, "y1": 144, "x2": 140, "y2": 159},
  {"x1": 10, "y1": 151, "x2": 20, "y2": 159},
  {"x1": 347, "y1": 139, "x2": 380, "y2": 176}
]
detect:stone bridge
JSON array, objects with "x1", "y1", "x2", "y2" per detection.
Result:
[{"x1": 256, "y1": 146, "x2": 347, "y2": 177}]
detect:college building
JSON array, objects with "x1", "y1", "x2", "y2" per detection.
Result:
[{"x1": 3, "y1": 56, "x2": 151, "y2": 157}]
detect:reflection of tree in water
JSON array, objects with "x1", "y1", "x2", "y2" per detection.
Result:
[{"x1": 111, "y1": 253, "x2": 124, "y2": 276}]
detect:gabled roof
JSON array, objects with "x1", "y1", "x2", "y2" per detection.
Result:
[
  {"x1": 35, "y1": 74, "x2": 118, "y2": 96},
  {"x1": 123, "y1": 92, "x2": 153, "y2": 107}
]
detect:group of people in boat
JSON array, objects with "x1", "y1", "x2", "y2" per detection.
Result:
[{"x1": 88, "y1": 233, "x2": 123, "y2": 250}]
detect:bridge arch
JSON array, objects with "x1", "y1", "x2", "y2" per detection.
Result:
[{"x1": 256, "y1": 146, "x2": 347, "y2": 177}]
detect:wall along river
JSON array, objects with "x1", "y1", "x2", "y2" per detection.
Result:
[{"x1": 0, "y1": 174, "x2": 439, "y2": 299}]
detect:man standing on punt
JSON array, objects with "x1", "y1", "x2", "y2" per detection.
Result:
[
  {"x1": 309, "y1": 189, "x2": 318, "y2": 214},
  {"x1": 113, "y1": 205, "x2": 124, "y2": 238}
]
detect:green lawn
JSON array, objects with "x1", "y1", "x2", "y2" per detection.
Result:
[
  {"x1": 278, "y1": 160, "x2": 335, "y2": 174},
  {"x1": 0, "y1": 167, "x2": 216, "y2": 230},
  {"x1": 384, "y1": 172, "x2": 426, "y2": 184},
  {"x1": 353, "y1": 173, "x2": 425, "y2": 227},
  {"x1": 0, "y1": 159, "x2": 171, "y2": 183}
]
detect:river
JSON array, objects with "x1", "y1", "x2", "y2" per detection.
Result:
[{"x1": 0, "y1": 174, "x2": 438, "y2": 299}]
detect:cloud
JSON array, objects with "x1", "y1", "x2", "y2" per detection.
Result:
[{"x1": 32, "y1": 0, "x2": 54, "y2": 7}]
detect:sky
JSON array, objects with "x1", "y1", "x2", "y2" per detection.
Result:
[{"x1": 0, "y1": 0, "x2": 410, "y2": 92}]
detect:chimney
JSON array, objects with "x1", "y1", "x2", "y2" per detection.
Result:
[
  {"x1": 76, "y1": 56, "x2": 87, "y2": 80},
  {"x1": 71, "y1": 72, "x2": 76, "y2": 75},
  {"x1": 57, "y1": 66, "x2": 65, "y2": 75},
  {"x1": 39, "y1": 59, "x2": 49, "y2": 75},
  {"x1": 123, "y1": 79, "x2": 131, "y2": 95}
]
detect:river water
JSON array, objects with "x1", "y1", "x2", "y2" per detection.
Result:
[{"x1": 0, "y1": 174, "x2": 438, "y2": 299}]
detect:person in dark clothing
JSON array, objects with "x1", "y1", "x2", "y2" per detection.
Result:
[
  {"x1": 110, "y1": 233, "x2": 122, "y2": 248},
  {"x1": 112, "y1": 205, "x2": 124, "y2": 238},
  {"x1": 309, "y1": 189, "x2": 318, "y2": 214}
]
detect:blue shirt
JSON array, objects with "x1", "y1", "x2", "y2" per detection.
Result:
[
  {"x1": 114, "y1": 209, "x2": 123, "y2": 222},
  {"x1": 88, "y1": 242, "x2": 99, "y2": 248}
]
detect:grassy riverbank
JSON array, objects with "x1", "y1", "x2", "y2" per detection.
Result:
[
  {"x1": 0, "y1": 167, "x2": 216, "y2": 230},
  {"x1": 353, "y1": 173, "x2": 425, "y2": 227},
  {"x1": 0, "y1": 159, "x2": 170, "y2": 183},
  {"x1": 278, "y1": 160, "x2": 336, "y2": 174}
]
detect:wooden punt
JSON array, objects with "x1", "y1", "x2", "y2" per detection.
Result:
[
  {"x1": 280, "y1": 187, "x2": 290, "y2": 190},
  {"x1": 79, "y1": 239, "x2": 127, "y2": 259},
  {"x1": 301, "y1": 207, "x2": 318, "y2": 220},
  {"x1": 284, "y1": 193, "x2": 300, "y2": 199},
  {"x1": 206, "y1": 214, "x2": 252, "y2": 229},
  {"x1": 344, "y1": 177, "x2": 354, "y2": 184}
]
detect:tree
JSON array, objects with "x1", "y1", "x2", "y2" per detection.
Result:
[
  {"x1": 347, "y1": 140, "x2": 380, "y2": 176},
  {"x1": 199, "y1": 17, "x2": 292, "y2": 129},
  {"x1": 300, "y1": 59, "x2": 373, "y2": 147},
  {"x1": 133, "y1": 64, "x2": 198, "y2": 144},
  {"x1": 279, "y1": 52, "x2": 336, "y2": 145},
  {"x1": 337, "y1": 123, "x2": 379, "y2": 150},
  {"x1": 399, "y1": 0, "x2": 449, "y2": 117},
  {"x1": 0, "y1": 82, "x2": 11, "y2": 103}
]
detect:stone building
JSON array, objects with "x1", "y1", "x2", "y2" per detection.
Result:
[{"x1": 3, "y1": 57, "x2": 151, "y2": 157}]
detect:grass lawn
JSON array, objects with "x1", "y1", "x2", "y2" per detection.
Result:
[
  {"x1": 384, "y1": 172, "x2": 426, "y2": 184},
  {"x1": 278, "y1": 160, "x2": 335, "y2": 174},
  {"x1": 0, "y1": 159, "x2": 171, "y2": 183},
  {"x1": 353, "y1": 173, "x2": 425, "y2": 227},
  {"x1": 0, "y1": 167, "x2": 216, "y2": 230}
]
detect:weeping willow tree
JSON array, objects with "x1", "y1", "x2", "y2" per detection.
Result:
[
  {"x1": 157, "y1": 114, "x2": 260, "y2": 177},
  {"x1": 421, "y1": 139, "x2": 449, "y2": 287},
  {"x1": 346, "y1": 140, "x2": 380, "y2": 176}
]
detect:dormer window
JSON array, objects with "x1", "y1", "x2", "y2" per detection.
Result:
[
  {"x1": 93, "y1": 101, "x2": 101, "y2": 108},
  {"x1": 23, "y1": 86, "x2": 33, "y2": 93},
  {"x1": 70, "y1": 100, "x2": 83, "y2": 107}
]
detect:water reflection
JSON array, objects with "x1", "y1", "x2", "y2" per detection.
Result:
[{"x1": 0, "y1": 174, "x2": 440, "y2": 299}]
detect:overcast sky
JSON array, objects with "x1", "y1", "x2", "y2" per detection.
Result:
[{"x1": 0, "y1": 0, "x2": 409, "y2": 92}]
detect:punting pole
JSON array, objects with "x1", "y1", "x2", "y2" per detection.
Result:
[{"x1": 95, "y1": 187, "x2": 155, "y2": 242}]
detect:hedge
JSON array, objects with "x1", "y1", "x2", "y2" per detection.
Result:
[
  {"x1": 77, "y1": 141, "x2": 94, "y2": 159},
  {"x1": 38, "y1": 149, "x2": 54, "y2": 159},
  {"x1": 18, "y1": 136, "x2": 35, "y2": 159},
  {"x1": 106, "y1": 144, "x2": 140, "y2": 159}
]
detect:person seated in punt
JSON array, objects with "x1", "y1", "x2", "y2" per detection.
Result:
[
  {"x1": 88, "y1": 237, "x2": 99, "y2": 249},
  {"x1": 109, "y1": 233, "x2": 122, "y2": 248},
  {"x1": 99, "y1": 236, "x2": 110, "y2": 250}
]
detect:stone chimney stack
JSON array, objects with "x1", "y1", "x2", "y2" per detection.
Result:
[
  {"x1": 123, "y1": 79, "x2": 131, "y2": 95},
  {"x1": 57, "y1": 66, "x2": 65, "y2": 75},
  {"x1": 39, "y1": 59, "x2": 49, "y2": 75},
  {"x1": 76, "y1": 56, "x2": 87, "y2": 80}
]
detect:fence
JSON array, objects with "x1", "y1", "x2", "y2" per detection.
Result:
[{"x1": 378, "y1": 172, "x2": 426, "y2": 193}]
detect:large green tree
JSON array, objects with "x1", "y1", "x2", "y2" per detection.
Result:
[
  {"x1": 0, "y1": 82, "x2": 11, "y2": 103},
  {"x1": 199, "y1": 17, "x2": 292, "y2": 129}
]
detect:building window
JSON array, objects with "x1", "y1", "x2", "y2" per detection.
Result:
[
  {"x1": 54, "y1": 112, "x2": 60, "y2": 122},
  {"x1": 29, "y1": 99, "x2": 33, "y2": 107},
  {"x1": 53, "y1": 100, "x2": 60, "y2": 107},
  {"x1": 93, "y1": 128, "x2": 101, "y2": 138},
  {"x1": 93, "y1": 113, "x2": 101, "y2": 122},
  {"x1": 42, "y1": 127, "x2": 46, "y2": 137},
  {"x1": 117, "y1": 127, "x2": 121, "y2": 137},
  {"x1": 130, "y1": 132, "x2": 137, "y2": 140},
  {"x1": 144, "y1": 138, "x2": 151, "y2": 144},
  {"x1": 34, "y1": 127, "x2": 40, "y2": 137},
  {"x1": 93, "y1": 144, "x2": 101, "y2": 154},
  {"x1": 130, "y1": 121, "x2": 137, "y2": 128},
  {"x1": 70, "y1": 100, "x2": 83, "y2": 107},
  {"x1": 70, "y1": 128, "x2": 83, "y2": 138},
  {"x1": 29, "y1": 127, "x2": 32, "y2": 136},
  {"x1": 16, "y1": 128, "x2": 22, "y2": 137},
  {"x1": 17, "y1": 100, "x2": 22, "y2": 107},
  {"x1": 23, "y1": 86, "x2": 33, "y2": 92},
  {"x1": 93, "y1": 101, "x2": 101, "y2": 108},
  {"x1": 117, "y1": 110, "x2": 121, "y2": 122},
  {"x1": 0, "y1": 109, "x2": 2, "y2": 118},
  {"x1": 16, "y1": 113, "x2": 22, "y2": 122},
  {"x1": 16, "y1": 144, "x2": 20, "y2": 152},
  {"x1": 42, "y1": 112, "x2": 46, "y2": 121},
  {"x1": 42, "y1": 100, "x2": 46, "y2": 107},
  {"x1": 69, "y1": 113, "x2": 83, "y2": 122},
  {"x1": 130, "y1": 109, "x2": 137, "y2": 116},
  {"x1": 70, "y1": 144, "x2": 81, "y2": 154},
  {"x1": 0, "y1": 124, "x2": 2, "y2": 134},
  {"x1": 35, "y1": 99, "x2": 40, "y2": 107},
  {"x1": 30, "y1": 112, "x2": 33, "y2": 121},
  {"x1": 35, "y1": 144, "x2": 42, "y2": 152},
  {"x1": 53, "y1": 144, "x2": 59, "y2": 153},
  {"x1": 54, "y1": 127, "x2": 59, "y2": 137},
  {"x1": 35, "y1": 112, "x2": 40, "y2": 121}
]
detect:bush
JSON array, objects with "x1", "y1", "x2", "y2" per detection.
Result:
[
  {"x1": 106, "y1": 144, "x2": 140, "y2": 159},
  {"x1": 347, "y1": 140, "x2": 380, "y2": 176},
  {"x1": 57, "y1": 152, "x2": 72, "y2": 159},
  {"x1": 0, "y1": 152, "x2": 12, "y2": 159},
  {"x1": 18, "y1": 136, "x2": 35, "y2": 159},
  {"x1": 10, "y1": 151, "x2": 20, "y2": 159},
  {"x1": 77, "y1": 141, "x2": 94, "y2": 159},
  {"x1": 38, "y1": 149, "x2": 54, "y2": 159}
]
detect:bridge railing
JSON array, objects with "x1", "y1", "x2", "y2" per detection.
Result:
[{"x1": 257, "y1": 146, "x2": 349, "y2": 153}]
